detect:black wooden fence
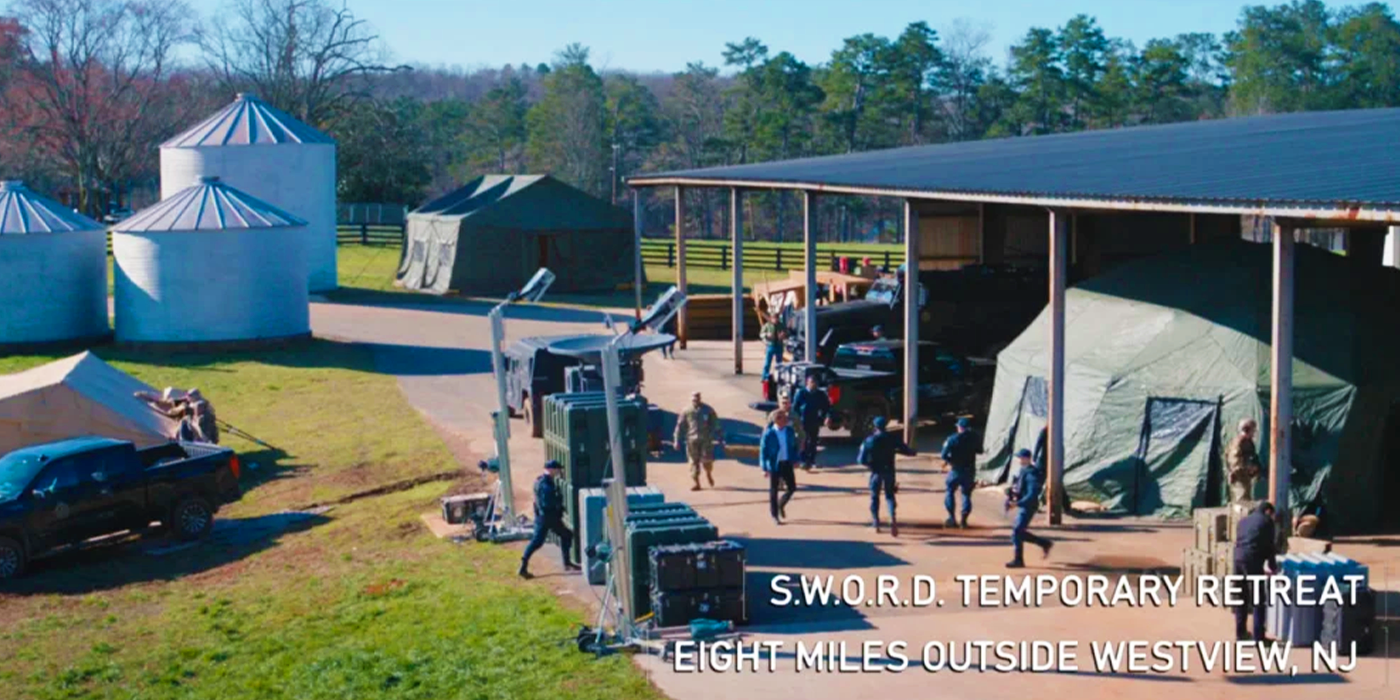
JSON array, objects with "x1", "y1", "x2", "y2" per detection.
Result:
[{"x1": 640, "y1": 239, "x2": 903, "y2": 272}]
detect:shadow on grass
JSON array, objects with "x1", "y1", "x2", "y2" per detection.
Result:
[{"x1": 8, "y1": 511, "x2": 331, "y2": 595}]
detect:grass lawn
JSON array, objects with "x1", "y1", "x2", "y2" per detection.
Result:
[{"x1": 0, "y1": 343, "x2": 660, "y2": 700}]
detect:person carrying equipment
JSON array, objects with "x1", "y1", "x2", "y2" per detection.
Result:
[
  {"x1": 940, "y1": 417, "x2": 981, "y2": 528},
  {"x1": 857, "y1": 416, "x2": 915, "y2": 536},
  {"x1": 791, "y1": 375, "x2": 831, "y2": 470},
  {"x1": 519, "y1": 460, "x2": 580, "y2": 579},
  {"x1": 674, "y1": 391, "x2": 722, "y2": 491},
  {"x1": 1005, "y1": 448, "x2": 1053, "y2": 568},
  {"x1": 1231, "y1": 501, "x2": 1279, "y2": 641}
]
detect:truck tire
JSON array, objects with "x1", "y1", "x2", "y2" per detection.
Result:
[
  {"x1": 0, "y1": 536, "x2": 25, "y2": 579},
  {"x1": 524, "y1": 392, "x2": 545, "y2": 439},
  {"x1": 848, "y1": 409, "x2": 878, "y2": 443},
  {"x1": 170, "y1": 497, "x2": 215, "y2": 541}
]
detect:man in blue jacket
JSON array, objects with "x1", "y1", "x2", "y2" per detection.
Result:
[
  {"x1": 791, "y1": 375, "x2": 831, "y2": 471},
  {"x1": 760, "y1": 410, "x2": 800, "y2": 525},
  {"x1": 940, "y1": 417, "x2": 981, "y2": 528},
  {"x1": 858, "y1": 416, "x2": 916, "y2": 536},
  {"x1": 519, "y1": 460, "x2": 580, "y2": 579},
  {"x1": 1005, "y1": 449, "x2": 1053, "y2": 568}
]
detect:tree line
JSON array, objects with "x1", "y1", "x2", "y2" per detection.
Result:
[{"x1": 2, "y1": 0, "x2": 1399, "y2": 241}]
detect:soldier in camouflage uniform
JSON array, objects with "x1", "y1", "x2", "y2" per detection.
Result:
[
  {"x1": 675, "y1": 391, "x2": 722, "y2": 491},
  {"x1": 1226, "y1": 418, "x2": 1261, "y2": 503}
]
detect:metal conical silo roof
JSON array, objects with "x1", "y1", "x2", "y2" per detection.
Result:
[
  {"x1": 0, "y1": 181, "x2": 104, "y2": 234},
  {"x1": 161, "y1": 92, "x2": 334, "y2": 147},
  {"x1": 115, "y1": 176, "x2": 308, "y2": 233}
]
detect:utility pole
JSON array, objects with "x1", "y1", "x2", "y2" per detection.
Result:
[{"x1": 611, "y1": 143, "x2": 620, "y2": 205}]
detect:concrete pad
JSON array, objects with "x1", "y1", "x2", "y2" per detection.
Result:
[{"x1": 309, "y1": 299, "x2": 1400, "y2": 700}]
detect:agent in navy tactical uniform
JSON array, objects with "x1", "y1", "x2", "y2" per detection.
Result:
[
  {"x1": 792, "y1": 375, "x2": 831, "y2": 470},
  {"x1": 940, "y1": 417, "x2": 981, "y2": 528},
  {"x1": 1005, "y1": 449, "x2": 1053, "y2": 568},
  {"x1": 857, "y1": 416, "x2": 915, "y2": 536},
  {"x1": 1232, "y1": 501, "x2": 1279, "y2": 641},
  {"x1": 519, "y1": 460, "x2": 579, "y2": 578}
]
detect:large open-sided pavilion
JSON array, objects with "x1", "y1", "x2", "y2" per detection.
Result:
[{"x1": 628, "y1": 107, "x2": 1400, "y2": 529}]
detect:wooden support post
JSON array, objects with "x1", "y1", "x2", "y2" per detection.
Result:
[
  {"x1": 976, "y1": 202, "x2": 986, "y2": 264},
  {"x1": 803, "y1": 191, "x2": 817, "y2": 363},
  {"x1": 1270, "y1": 221, "x2": 1295, "y2": 540},
  {"x1": 903, "y1": 200, "x2": 920, "y2": 446},
  {"x1": 633, "y1": 190, "x2": 643, "y2": 320},
  {"x1": 1389, "y1": 226, "x2": 1400, "y2": 268},
  {"x1": 675, "y1": 186, "x2": 688, "y2": 349},
  {"x1": 1048, "y1": 210, "x2": 1068, "y2": 525},
  {"x1": 731, "y1": 188, "x2": 744, "y2": 375}
]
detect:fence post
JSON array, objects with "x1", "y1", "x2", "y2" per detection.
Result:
[
  {"x1": 360, "y1": 223, "x2": 368, "y2": 245},
  {"x1": 668, "y1": 242, "x2": 675, "y2": 268},
  {"x1": 776, "y1": 248, "x2": 782, "y2": 270},
  {"x1": 884, "y1": 251, "x2": 891, "y2": 269},
  {"x1": 722, "y1": 246, "x2": 729, "y2": 270},
  {"x1": 830, "y1": 251, "x2": 836, "y2": 270}
]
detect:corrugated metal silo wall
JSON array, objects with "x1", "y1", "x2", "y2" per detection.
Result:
[
  {"x1": 0, "y1": 230, "x2": 108, "y2": 343},
  {"x1": 113, "y1": 228, "x2": 309, "y2": 342},
  {"x1": 160, "y1": 144, "x2": 337, "y2": 292}
]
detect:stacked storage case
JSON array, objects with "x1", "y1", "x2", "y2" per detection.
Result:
[
  {"x1": 625, "y1": 512, "x2": 718, "y2": 618},
  {"x1": 650, "y1": 541, "x2": 747, "y2": 627},
  {"x1": 1181, "y1": 506, "x2": 1231, "y2": 596},
  {"x1": 544, "y1": 392, "x2": 649, "y2": 558},
  {"x1": 577, "y1": 486, "x2": 665, "y2": 584}
]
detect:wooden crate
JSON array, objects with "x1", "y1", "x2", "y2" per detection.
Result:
[
  {"x1": 684, "y1": 294, "x2": 760, "y2": 340},
  {"x1": 1181, "y1": 547, "x2": 1214, "y2": 598},
  {"x1": 1194, "y1": 507, "x2": 1229, "y2": 550}
]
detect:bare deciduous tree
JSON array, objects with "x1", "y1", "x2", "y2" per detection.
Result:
[
  {"x1": 7, "y1": 0, "x2": 191, "y2": 214},
  {"x1": 199, "y1": 0, "x2": 404, "y2": 128}
]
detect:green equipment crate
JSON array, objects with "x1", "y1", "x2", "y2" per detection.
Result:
[
  {"x1": 544, "y1": 392, "x2": 648, "y2": 490},
  {"x1": 626, "y1": 506, "x2": 696, "y2": 524},
  {"x1": 625, "y1": 520, "x2": 719, "y2": 618},
  {"x1": 575, "y1": 486, "x2": 664, "y2": 578}
]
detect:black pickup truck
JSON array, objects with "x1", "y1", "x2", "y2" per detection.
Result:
[
  {"x1": 766, "y1": 340, "x2": 995, "y2": 441},
  {"x1": 785, "y1": 265, "x2": 1045, "y2": 365},
  {"x1": 0, "y1": 437, "x2": 241, "y2": 579}
]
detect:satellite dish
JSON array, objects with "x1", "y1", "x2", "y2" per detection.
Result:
[
  {"x1": 518, "y1": 268, "x2": 555, "y2": 303},
  {"x1": 640, "y1": 287, "x2": 686, "y2": 334},
  {"x1": 546, "y1": 333, "x2": 676, "y2": 363}
]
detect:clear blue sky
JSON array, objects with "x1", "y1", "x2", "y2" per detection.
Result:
[{"x1": 190, "y1": 0, "x2": 1357, "y2": 74}]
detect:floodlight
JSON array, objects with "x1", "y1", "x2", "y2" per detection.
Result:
[
  {"x1": 639, "y1": 286, "x2": 686, "y2": 334},
  {"x1": 517, "y1": 268, "x2": 555, "y2": 303}
]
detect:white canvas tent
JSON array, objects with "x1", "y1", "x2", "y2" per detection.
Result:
[{"x1": 0, "y1": 352, "x2": 179, "y2": 455}]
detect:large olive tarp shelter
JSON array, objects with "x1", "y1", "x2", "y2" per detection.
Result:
[
  {"x1": 978, "y1": 240, "x2": 1400, "y2": 533},
  {"x1": 397, "y1": 174, "x2": 639, "y2": 294}
]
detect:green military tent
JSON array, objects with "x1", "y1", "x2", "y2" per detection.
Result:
[
  {"x1": 397, "y1": 175, "x2": 640, "y2": 294},
  {"x1": 978, "y1": 240, "x2": 1400, "y2": 534}
]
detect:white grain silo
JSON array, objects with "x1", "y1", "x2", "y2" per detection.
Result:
[
  {"x1": 113, "y1": 176, "x2": 310, "y2": 344},
  {"x1": 160, "y1": 93, "x2": 337, "y2": 292},
  {"x1": 0, "y1": 181, "x2": 109, "y2": 345}
]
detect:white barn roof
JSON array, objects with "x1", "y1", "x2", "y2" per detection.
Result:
[
  {"x1": 162, "y1": 92, "x2": 334, "y2": 148},
  {"x1": 0, "y1": 181, "x2": 104, "y2": 234}
]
